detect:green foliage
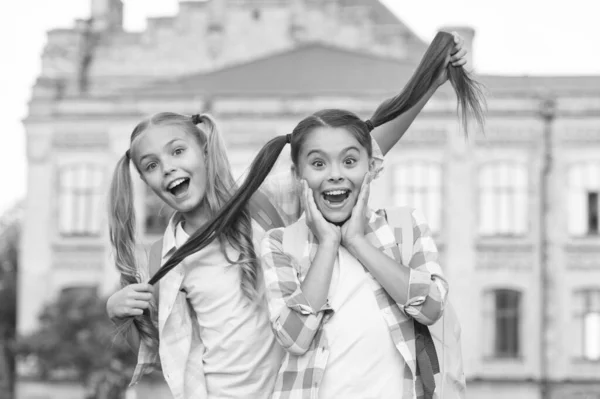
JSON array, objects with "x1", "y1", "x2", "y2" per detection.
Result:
[{"x1": 16, "y1": 288, "x2": 136, "y2": 383}]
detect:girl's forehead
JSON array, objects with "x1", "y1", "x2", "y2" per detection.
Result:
[
  {"x1": 132, "y1": 125, "x2": 194, "y2": 153},
  {"x1": 301, "y1": 126, "x2": 365, "y2": 154}
]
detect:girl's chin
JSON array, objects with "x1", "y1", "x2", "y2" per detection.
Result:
[
  {"x1": 321, "y1": 210, "x2": 352, "y2": 225},
  {"x1": 170, "y1": 198, "x2": 205, "y2": 215}
]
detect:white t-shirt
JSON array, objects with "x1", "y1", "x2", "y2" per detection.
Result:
[
  {"x1": 175, "y1": 222, "x2": 282, "y2": 399},
  {"x1": 319, "y1": 247, "x2": 406, "y2": 399}
]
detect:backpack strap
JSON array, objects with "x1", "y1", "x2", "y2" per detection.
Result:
[
  {"x1": 385, "y1": 206, "x2": 414, "y2": 266},
  {"x1": 248, "y1": 190, "x2": 286, "y2": 231}
]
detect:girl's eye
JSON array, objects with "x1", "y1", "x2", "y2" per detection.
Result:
[
  {"x1": 173, "y1": 148, "x2": 184, "y2": 156},
  {"x1": 146, "y1": 162, "x2": 157, "y2": 171},
  {"x1": 344, "y1": 157, "x2": 357, "y2": 166},
  {"x1": 312, "y1": 160, "x2": 325, "y2": 168}
]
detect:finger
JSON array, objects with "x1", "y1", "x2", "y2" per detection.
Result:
[
  {"x1": 451, "y1": 31, "x2": 464, "y2": 47},
  {"x1": 360, "y1": 174, "x2": 372, "y2": 209},
  {"x1": 363, "y1": 178, "x2": 371, "y2": 206},
  {"x1": 450, "y1": 40, "x2": 463, "y2": 55},
  {"x1": 132, "y1": 300, "x2": 151, "y2": 309},
  {"x1": 303, "y1": 181, "x2": 313, "y2": 221},
  {"x1": 452, "y1": 58, "x2": 467, "y2": 67},
  {"x1": 299, "y1": 180, "x2": 307, "y2": 216},
  {"x1": 127, "y1": 299, "x2": 150, "y2": 310},
  {"x1": 307, "y1": 187, "x2": 329, "y2": 223},
  {"x1": 351, "y1": 174, "x2": 370, "y2": 216},
  {"x1": 131, "y1": 292, "x2": 153, "y2": 301},
  {"x1": 129, "y1": 308, "x2": 144, "y2": 316},
  {"x1": 307, "y1": 186, "x2": 320, "y2": 213},
  {"x1": 130, "y1": 283, "x2": 152, "y2": 292},
  {"x1": 450, "y1": 48, "x2": 467, "y2": 62},
  {"x1": 451, "y1": 31, "x2": 459, "y2": 44}
]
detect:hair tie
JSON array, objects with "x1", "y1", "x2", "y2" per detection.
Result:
[
  {"x1": 286, "y1": 133, "x2": 292, "y2": 144},
  {"x1": 364, "y1": 120, "x2": 375, "y2": 132},
  {"x1": 191, "y1": 114, "x2": 202, "y2": 125},
  {"x1": 125, "y1": 150, "x2": 131, "y2": 159}
]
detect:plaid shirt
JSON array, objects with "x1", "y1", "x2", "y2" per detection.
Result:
[
  {"x1": 260, "y1": 208, "x2": 449, "y2": 399},
  {"x1": 129, "y1": 138, "x2": 384, "y2": 398}
]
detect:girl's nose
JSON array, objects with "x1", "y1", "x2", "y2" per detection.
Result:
[
  {"x1": 163, "y1": 164, "x2": 176, "y2": 176},
  {"x1": 327, "y1": 174, "x2": 344, "y2": 183},
  {"x1": 328, "y1": 165, "x2": 344, "y2": 183}
]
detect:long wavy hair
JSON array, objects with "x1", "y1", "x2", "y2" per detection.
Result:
[
  {"x1": 148, "y1": 31, "x2": 486, "y2": 284},
  {"x1": 108, "y1": 112, "x2": 259, "y2": 351}
]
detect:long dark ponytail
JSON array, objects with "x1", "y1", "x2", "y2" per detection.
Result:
[{"x1": 148, "y1": 31, "x2": 486, "y2": 284}]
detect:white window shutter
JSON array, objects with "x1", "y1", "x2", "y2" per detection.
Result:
[
  {"x1": 568, "y1": 190, "x2": 587, "y2": 236},
  {"x1": 568, "y1": 165, "x2": 587, "y2": 236},
  {"x1": 584, "y1": 313, "x2": 600, "y2": 360}
]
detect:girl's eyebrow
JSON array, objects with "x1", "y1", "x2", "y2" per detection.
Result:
[
  {"x1": 138, "y1": 138, "x2": 183, "y2": 163},
  {"x1": 306, "y1": 149, "x2": 325, "y2": 158},
  {"x1": 306, "y1": 146, "x2": 360, "y2": 158},
  {"x1": 341, "y1": 146, "x2": 360, "y2": 154}
]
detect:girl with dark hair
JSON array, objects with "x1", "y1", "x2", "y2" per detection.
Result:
[{"x1": 106, "y1": 32, "x2": 474, "y2": 399}]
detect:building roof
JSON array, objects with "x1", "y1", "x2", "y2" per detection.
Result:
[
  {"x1": 479, "y1": 75, "x2": 600, "y2": 96},
  {"x1": 131, "y1": 43, "x2": 600, "y2": 99},
  {"x1": 133, "y1": 43, "x2": 418, "y2": 97}
]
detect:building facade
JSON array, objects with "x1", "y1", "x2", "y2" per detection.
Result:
[{"x1": 20, "y1": 0, "x2": 600, "y2": 398}]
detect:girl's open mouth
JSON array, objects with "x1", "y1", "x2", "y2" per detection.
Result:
[
  {"x1": 322, "y1": 189, "x2": 350, "y2": 206},
  {"x1": 168, "y1": 177, "x2": 190, "y2": 197}
]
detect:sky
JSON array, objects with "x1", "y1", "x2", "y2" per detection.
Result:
[{"x1": 0, "y1": 0, "x2": 599, "y2": 214}]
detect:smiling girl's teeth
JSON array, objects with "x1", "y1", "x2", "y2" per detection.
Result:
[
  {"x1": 325, "y1": 189, "x2": 347, "y2": 195},
  {"x1": 168, "y1": 178, "x2": 186, "y2": 189}
]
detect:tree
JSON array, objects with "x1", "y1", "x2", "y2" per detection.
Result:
[
  {"x1": 0, "y1": 203, "x2": 21, "y2": 399},
  {"x1": 16, "y1": 287, "x2": 136, "y2": 387}
]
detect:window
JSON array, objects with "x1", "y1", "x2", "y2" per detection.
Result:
[
  {"x1": 573, "y1": 289, "x2": 600, "y2": 361},
  {"x1": 58, "y1": 164, "x2": 104, "y2": 237},
  {"x1": 568, "y1": 163, "x2": 600, "y2": 236},
  {"x1": 484, "y1": 289, "x2": 521, "y2": 358},
  {"x1": 144, "y1": 187, "x2": 173, "y2": 236},
  {"x1": 479, "y1": 163, "x2": 528, "y2": 236},
  {"x1": 392, "y1": 162, "x2": 442, "y2": 233}
]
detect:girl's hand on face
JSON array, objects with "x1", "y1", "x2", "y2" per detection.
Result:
[
  {"x1": 341, "y1": 172, "x2": 372, "y2": 252},
  {"x1": 106, "y1": 283, "x2": 154, "y2": 321},
  {"x1": 301, "y1": 180, "x2": 341, "y2": 248},
  {"x1": 435, "y1": 32, "x2": 468, "y2": 88}
]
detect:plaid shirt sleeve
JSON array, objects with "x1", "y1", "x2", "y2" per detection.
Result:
[
  {"x1": 403, "y1": 208, "x2": 449, "y2": 326},
  {"x1": 260, "y1": 228, "x2": 333, "y2": 355}
]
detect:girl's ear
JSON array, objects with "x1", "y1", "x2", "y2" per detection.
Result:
[
  {"x1": 291, "y1": 164, "x2": 300, "y2": 180},
  {"x1": 291, "y1": 164, "x2": 303, "y2": 197},
  {"x1": 368, "y1": 158, "x2": 377, "y2": 173}
]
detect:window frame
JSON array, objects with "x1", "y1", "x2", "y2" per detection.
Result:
[
  {"x1": 56, "y1": 163, "x2": 105, "y2": 238},
  {"x1": 484, "y1": 288, "x2": 522, "y2": 359},
  {"x1": 478, "y1": 161, "x2": 529, "y2": 237},
  {"x1": 391, "y1": 161, "x2": 443, "y2": 234}
]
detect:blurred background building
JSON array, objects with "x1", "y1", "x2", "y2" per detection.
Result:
[{"x1": 17, "y1": 0, "x2": 600, "y2": 398}]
